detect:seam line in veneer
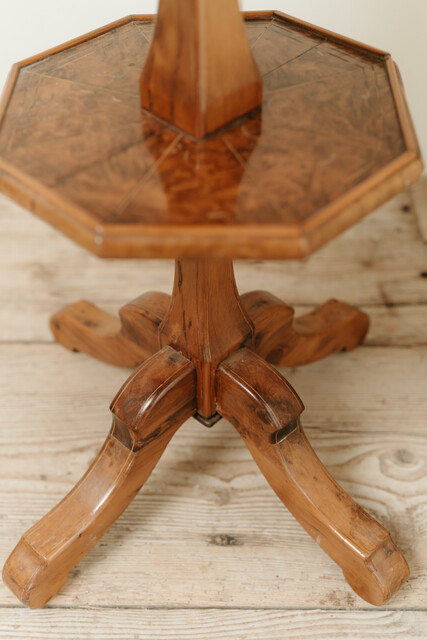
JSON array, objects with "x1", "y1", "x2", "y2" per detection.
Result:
[
  {"x1": 263, "y1": 67, "x2": 365, "y2": 98},
  {"x1": 113, "y1": 135, "x2": 183, "y2": 221},
  {"x1": 262, "y1": 42, "x2": 323, "y2": 79},
  {"x1": 249, "y1": 23, "x2": 272, "y2": 51},
  {"x1": 222, "y1": 136, "x2": 246, "y2": 168},
  {"x1": 24, "y1": 68, "x2": 140, "y2": 101}
]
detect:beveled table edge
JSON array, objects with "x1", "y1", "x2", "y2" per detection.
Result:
[
  {"x1": 0, "y1": 150, "x2": 422, "y2": 260},
  {"x1": 0, "y1": 11, "x2": 423, "y2": 260}
]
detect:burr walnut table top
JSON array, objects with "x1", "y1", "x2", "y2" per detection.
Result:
[{"x1": 0, "y1": 11, "x2": 422, "y2": 259}]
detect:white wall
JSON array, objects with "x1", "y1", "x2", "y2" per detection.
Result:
[{"x1": 1, "y1": 1, "x2": 426, "y2": 163}]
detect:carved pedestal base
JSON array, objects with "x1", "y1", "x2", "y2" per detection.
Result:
[{"x1": 3, "y1": 260, "x2": 408, "y2": 608}]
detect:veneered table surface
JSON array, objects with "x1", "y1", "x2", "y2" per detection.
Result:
[{"x1": 0, "y1": 13, "x2": 422, "y2": 259}]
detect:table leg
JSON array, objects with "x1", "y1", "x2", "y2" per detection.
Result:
[
  {"x1": 216, "y1": 348, "x2": 409, "y2": 605},
  {"x1": 3, "y1": 346, "x2": 196, "y2": 608},
  {"x1": 242, "y1": 291, "x2": 369, "y2": 366},
  {"x1": 6, "y1": 257, "x2": 404, "y2": 608},
  {"x1": 50, "y1": 292, "x2": 170, "y2": 366}
]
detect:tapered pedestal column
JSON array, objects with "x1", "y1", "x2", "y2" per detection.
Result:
[{"x1": 140, "y1": 0, "x2": 262, "y2": 138}]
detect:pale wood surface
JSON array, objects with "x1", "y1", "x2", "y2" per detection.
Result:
[
  {"x1": 0, "y1": 189, "x2": 426, "y2": 635},
  {"x1": 1, "y1": 609, "x2": 427, "y2": 640},
  {"x1": 411, "y1": 175, "x2": 427, "y2": 244}
]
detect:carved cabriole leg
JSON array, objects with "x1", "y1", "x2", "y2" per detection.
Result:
[
  {"x1": 50, "y1": 292, "x2": 170, "y2": 367},
  {"x1": 242, "y1": 291, "x2": 370, "y2": 367},
  {"x1": 216, "y1": 349, "x2": 409, "y2": 606},
  {"x1": 29, "y1": 258, "x2": 391, "y2": 607},
  {"x1": 3, "y1": 346, "x2": 196, "y2": 609}
]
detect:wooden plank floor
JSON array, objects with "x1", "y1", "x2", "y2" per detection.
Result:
[{"x1": 0, "y1": 180, "x2": 426, "y2": 638}]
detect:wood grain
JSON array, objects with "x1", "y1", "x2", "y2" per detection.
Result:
[
  {"x1": 0, "y1": 0, "x2": 425, "y2": 632},
  {"x1": 50, "y1": 292, "x2": 169, "y2": 366},
  {"x1": 8, "y1": 247, "x2": 378, "y2": 604},
  {"x1": 0, "y1": 14, "x2": 422, "y2": 259},
  {"x1": 0, "y1": 148, "x2": 426, "y2": 634},
  {"x1": 0, "y1": 194, "x2": 425, "y2": 344},
  {"x1": 2, "y1": 347, "x2": 197, "y2": 608},
  {"x1": 1, "y1": 345, "x2": 426, "y2": 609},
  {"x1": 411, "y1": 175, "x2": 427, "y2": 243},
  {"x1": 216, "y1": 349, "x2": 409, "y2": 605},
  {"x1": 140, "y1": 0, "x2": 262, "y2": 138},
  {"x1": 242, "y1": 291, "x2": 369, "y2": 366},
  {"x1": 0, "y1": 345, "x2": 427, "y2": 608},
  {"x1": 160, "y1": 259, "x2": 253, "y2": 417},
  {"x1": 1, "y1": 609, "x2": 427, "y2": 640}
]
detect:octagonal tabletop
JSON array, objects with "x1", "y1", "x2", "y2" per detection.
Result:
[{"x1": 0, "y1": 12, "x2": 423, "y2": 259}]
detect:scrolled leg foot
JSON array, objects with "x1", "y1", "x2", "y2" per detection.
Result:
[
  {"x1": 242, "y1": 291, "x2": 369, "y2": 366},
  {"x1": 3, "y1": 541, "x2": 68, "y2": 610},
  {"x1": 342, "y1": 539, "x2": 409, "y2": 606},
  {"x1": 50, "y1": 292, "x2": 170, "y2": 366},
  {"x1": 3, "y1": 346, "x2": 196, "y2": 608},
  {"x1": 216, "y1": 348, "x2": 409, "y2": 605}
]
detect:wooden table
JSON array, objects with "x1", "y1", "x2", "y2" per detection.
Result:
[{"x1": 0, "y1": 2, "x2": 423, "y2": 609}]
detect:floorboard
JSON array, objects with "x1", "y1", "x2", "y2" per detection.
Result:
[
  {"x1": 1, "y1": 608, "x2": 427, "y2": 640},
  {"x1": 0, "y1": 189, "x2": 426, "y2": 636}
]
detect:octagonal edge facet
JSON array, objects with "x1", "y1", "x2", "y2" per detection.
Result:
[{"x1": 0, "y1": 11, "x2": 423, "y2": 259}]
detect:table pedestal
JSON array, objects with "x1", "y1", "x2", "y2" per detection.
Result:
[{"x1": 3, "y1": 259, "x2": 409, "y2": 608}]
